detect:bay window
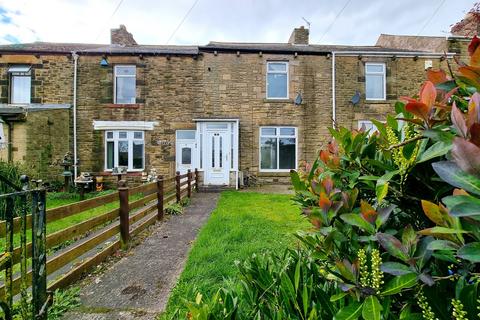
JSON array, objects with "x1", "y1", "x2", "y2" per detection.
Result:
[
  {"x1": 105, "y1": 131, "x2": 144, "y2": 171},
  {"x1": 260, "y1": 127, "x2": 297, "y2": 171}
]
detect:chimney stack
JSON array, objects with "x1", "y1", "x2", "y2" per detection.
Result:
[
  {"x1": 111, "y1": 25, "x2": 137, "y2": 46},
  {"x1": 288, "y1": 26, "x2": 309, "y2": 45}
]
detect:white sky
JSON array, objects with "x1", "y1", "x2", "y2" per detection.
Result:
[{"x1": 0, "y1": 0, "x2": 476, "y2": 46}]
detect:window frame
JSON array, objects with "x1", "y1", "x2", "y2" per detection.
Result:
[
  {"x1": 365, "y1": 62, "x2": 386, "y2": 101},
  {"x1": 9, "y1": 65, "x2": 32, "y2": 104},
  {"x1": 266, "y1": 61, "x2": 289, "y2": 100},
  {"x1": 113, "y1": 65, "x2": 136, "y2": 104},
  {"x1": 357, "y1": 120, "x2": 380, "y2": 137},
  {"x1": 104, "y1": 130, "x2": 144, "y2": 172},
  {"x1": 259, "y1": 126, "x2": 297, "y2": 172}
]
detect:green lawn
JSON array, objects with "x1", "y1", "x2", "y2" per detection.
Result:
[{"x1": 161, "y1": 191, "x2": 310, "y2": 318}]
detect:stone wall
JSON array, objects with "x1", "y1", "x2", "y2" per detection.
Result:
[
  {"x1": 0, "y1": 54, "x2": 73, "y2": 181},
  {"x1": 334, "y1": 55, "x2": 448, "y2": 129},
  {"x1": 75, "y1": 52, "x2": 333, "y2": 185},
  {"x1": 0, "y1": 49, "x2": 460, "y2": 187},
  {"x1": 25, "y1": 109, "x2": 71, "y2": 181},
  {"x1": 201, "y1": 52, "x2": 331, "y2": 184}
]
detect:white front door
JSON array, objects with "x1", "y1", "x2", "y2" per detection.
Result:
[
  {"x1": 176, "y1": 130, "x2": 197, "y2": 174},
  {"x1": 205, "y1": 130, "x2": 230, "y2": 185}
]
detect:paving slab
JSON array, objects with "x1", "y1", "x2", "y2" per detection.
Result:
[{"x1": 63, "y1": 192, "x2": 219, "y2": 320}]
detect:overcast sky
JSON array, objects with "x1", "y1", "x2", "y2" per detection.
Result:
[{"x1": 0, "y1": 0, "x2": 476, "y2": 46}]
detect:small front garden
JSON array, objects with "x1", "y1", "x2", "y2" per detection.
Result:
[{"x1": 161, "y1": 191, "x2": 310, "y2": 318}]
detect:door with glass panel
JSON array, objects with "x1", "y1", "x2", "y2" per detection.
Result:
[
  {"x1": 205, "y1": 128, "x2": 230, "y2": 185},
  {"x1": 176, "y1": 130, "x2": 196, "y2": 174}
]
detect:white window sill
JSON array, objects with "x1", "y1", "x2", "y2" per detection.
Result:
[
  {"x1": 104, "y1": 169, "x2": 144, "y2": 173},
  {"x1": 365, "y1": 98, "x2": 387, "y2": 102}
]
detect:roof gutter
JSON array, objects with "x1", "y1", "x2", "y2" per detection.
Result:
[
  {"x1": 198, "y1": 46, "x2": 331, "y2": 56},
  {"x1": 334, "y1": 51, "x2": 456, "y2": 58}
]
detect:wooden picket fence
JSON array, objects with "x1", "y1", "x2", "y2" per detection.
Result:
[{"x1": 0, "y1": 169, "x2": 199, "y2": 303}]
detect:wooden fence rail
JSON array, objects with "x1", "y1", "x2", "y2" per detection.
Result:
[{"x1": 0, "y1": 169, "x2": 199, "y2": 300}]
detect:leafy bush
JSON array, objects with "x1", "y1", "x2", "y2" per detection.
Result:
[
  {"x1": 166, "y1": 203, "x2": 184, "y2": 215},
  {"x1": 179, "y1": 37, "x2": 480, "y2": 319},
  {"x1": 180, "y1": 196, "x2": 191, "y2": 207},
  {"x1": 0, "y1": 160, "x2": 27, "y2": 219},
  {"x1": 47, "y1": 287, "x2": 81, "y2": 320},
  {"x1": 0, "y1": 287, "x2": 80, "y2": 320},
  {"x1": 183, "y1": 249, "x2": 338, "y2": 319}
]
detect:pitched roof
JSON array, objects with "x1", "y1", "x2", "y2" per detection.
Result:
[
  {"x1": 375, "y1": 34, "x2": 448, "y2": 53},
  {"x1": 0, "y1": 39, "x2": 445, "y2": 56},
  {"x1": 0, "y1": 42, "x2": 199, "y2": 55},
  {"x1": 201, "y1": 41, "x2": 436, "y2": 55}
]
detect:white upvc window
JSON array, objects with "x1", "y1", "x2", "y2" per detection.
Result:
[
  {"x1": 266, "y1": 61, "x2": 289, "y2": 99},
  {"x1": 358, "y1": 120, "x2": 379, "y2": 136},
  {"x1": 8, "y1": 65, "x2": 31, "y2": 104},
  {"x1": 105, "y1": 131, "x2": 144, "y2": 171},
  {"x1": 365, "y1": 63, "x2": 386, "y2": 100},
  {"x1": 114, "y1": 65, "x2": 136, "y2": 104},
  {"x1": 259, "y1": 126, "x2": 297, "y2": 172}
]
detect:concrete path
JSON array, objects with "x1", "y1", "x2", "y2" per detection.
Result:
[{"x1": 63, "y1": 192, "x2": 220, "y2": 320}]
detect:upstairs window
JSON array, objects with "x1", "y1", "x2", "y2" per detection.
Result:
[
  {"x1": 365, "y1": 63, "x2": 386, "y2": 100},
  {"x1": 114, "y1": 65, "x2": 136, "y2": 104},
  {"x1": 105, "y1": 131, "x2": 144, "y2": 171},
  {"x1": 8, "y1": 66, "x2": 31, "y2": 104},
  {"x1": 260, "y1": 126, "x2": 297, "y2": 171},
  {"x1": 266, "y1": 62, "x2": 288, "y2": 99}
]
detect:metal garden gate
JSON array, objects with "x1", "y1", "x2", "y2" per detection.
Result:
[{"x1": 0, "y1": 175, "x2": 49, "y2": 320}]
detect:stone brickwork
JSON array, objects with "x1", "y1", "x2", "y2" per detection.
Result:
[
  {"x1": 24, "y1": 109, "x2": 70, "y2": 181},
  {"x1": 74, "y1": 52, "x2": 332, "y2": 185},
  {"x1": 111, "y1": 25, "x2": 137, "y2": 46},
  {"x1": 288, "y1": 26, "x2": 309, "y2": 45},
  {"x1": 0, "y1": 32, "x2": 471, "y2": 186},
  {"x1": 334, "y1": 55, "x2": 447, "y2": 129},
  {"x1": 0, "y1": 54, "x2": 72, "y2": 181}
]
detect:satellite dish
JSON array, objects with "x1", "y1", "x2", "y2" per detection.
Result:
[
  {"x1": 294, "y1": 93, "x2": 303, "y2": 106},
  {"x1": 350, "y1": 91, "x2": 361, "y2": 106}
]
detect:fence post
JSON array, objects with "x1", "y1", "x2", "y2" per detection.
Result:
[
  {"x1": 156, "y1": 175, "x2": 164, "y2": 221},
  {"x1": 118, "y1": 180, "x2": 130, "y2": 248},
  {"x1": 187, "y1": 169, "x2": 192, "y2": 198},
  {"x1": 195, "y1": 168, "x2": 199, "y2": 192},
  {"x1": 175, "y1": 171, "x2": 181, "y2": 203}
]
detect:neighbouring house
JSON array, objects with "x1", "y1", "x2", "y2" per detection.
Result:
[
  {"x1": 0, "y1": 17, "x2": 475, "y2": 188},
  {"x1": 0, "y1": 53, "x2": 71, "y2": 181}
]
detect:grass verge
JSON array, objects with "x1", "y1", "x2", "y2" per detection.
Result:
[{"x1": 160, "y1": 191, "x2": 310, "y2": 318}]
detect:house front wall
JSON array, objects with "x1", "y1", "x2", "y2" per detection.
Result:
[
  {"x1": 0, "y1": 54, "x2": 72, "y2": 181},
  {"x1": 0, "y1": 47, "x2": 457, "y2": 186},
  {"x1": 335, "y1": 55, "x2": 448, "y2": 130},
  {"x1": 76, "y1": 52, "x2": 333, "y2": 186}
]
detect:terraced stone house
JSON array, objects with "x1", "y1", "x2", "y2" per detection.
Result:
[{"x1": 0, "y1": 23, "x2": 472, "y2": 187}]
